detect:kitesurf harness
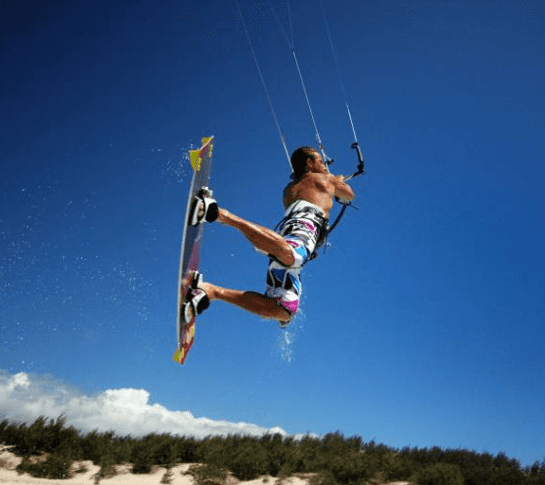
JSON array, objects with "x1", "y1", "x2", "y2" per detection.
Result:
[{"x1": 235, "y1": 0, "x2": 366, "y2": 245}]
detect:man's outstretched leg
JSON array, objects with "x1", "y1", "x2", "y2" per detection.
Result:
[
  {"x1": 217, "y1": 209, "x2": 295, "y2": 267},
  {"x1": 191, "y1": 190, "x2": 294, "y2": 266},
  {"x1": 198, "y1": 281, "x2": 291, "y2": 323}
]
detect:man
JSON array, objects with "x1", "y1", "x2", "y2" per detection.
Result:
[{"x1": 185, "y1": 146, "x2": 355, "y2": 327}]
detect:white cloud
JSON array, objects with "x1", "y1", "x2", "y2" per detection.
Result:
[{"x1": 0, "y1": 370, "x2": 287, "y2": 439}]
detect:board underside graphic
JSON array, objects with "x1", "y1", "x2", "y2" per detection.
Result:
[{"x1": 173, "y1": 136, "x2": 214, "y2": 365}]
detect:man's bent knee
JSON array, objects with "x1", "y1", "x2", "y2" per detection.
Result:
[
  {"x1": 276, "y1": 245, "x2": 296, "y2": 267},
  {"x1": 277, "y1": 309, "x2": 293, "y2": 328},
  {"x1": 259, "y1": 240, "x2": 295, "y2": 267},
  {"x1": 279, "y1": 307, "x2": 293, "y2": 322}
]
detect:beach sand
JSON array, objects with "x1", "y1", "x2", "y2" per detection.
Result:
[{"x1": 0, "y1": 446, "x2": 410, "y2": 485}]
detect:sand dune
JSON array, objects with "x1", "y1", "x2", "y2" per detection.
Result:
[
  {"x1": 0, "y1": 445, "x2": 307, "y2": 485},
  {"x1": 0, "y1": 446, "x2": 410, "y2": 485}
]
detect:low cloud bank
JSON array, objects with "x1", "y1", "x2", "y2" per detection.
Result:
[{"x1": 0, "y1": 370, "x2": 286, "y2": 439}]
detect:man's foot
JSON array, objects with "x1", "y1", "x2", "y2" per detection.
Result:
[
  {"x1": 183, "y1": 271, "x2": 218, "y2": 301},
  {"x1": 198, "y1": 281, "x2": 216, "y2": 300},
  {"x1": 183, "y1": 289, "x2": 209, "y2": 323},
  {"x1": 189, "y1": 187, "x2": 219, "y2": 226},
  {"x1": 182, "y1": 271, "x2": 210, "y2": 323},
  {"x1": 183, "y1": 270, "x2": 203, "y2": 291}
]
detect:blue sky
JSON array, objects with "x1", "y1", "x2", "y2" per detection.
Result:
[{"x1": 1, "y1": 0, "x2": 544, "y2": 467}]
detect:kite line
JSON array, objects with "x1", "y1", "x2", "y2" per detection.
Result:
[{"x1": 235, "y1": 0, "x2": 291, "y2": 167}]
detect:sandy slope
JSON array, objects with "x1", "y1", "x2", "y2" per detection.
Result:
[
  {"x1": 0, "y1": 446, "x2": 410, "y2": 485},
  {"x1": 0, "y1": 445, "x2": 309, "y2": 485}
]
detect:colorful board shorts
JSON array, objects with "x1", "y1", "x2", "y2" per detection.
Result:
[{"x1": 264, "y1": 200, "x2": 328, "y2": 322}]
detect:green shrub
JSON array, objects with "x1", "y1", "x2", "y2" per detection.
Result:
[
  {"x1": 329, "y1": 453, "x2": 370, "y2": 485},
  {"x1": 260, "y1": 433, "x2": 294, "y2": 476},
  {"x1": 322, "y1": 432, "x2": 351, "y2": 456},
  {"x1": 173, "y1": 436, "x2": 199, "y2": 463},
  {"x1": 150, "y1": 435, "x2": 176, "y2": 466},
  {"x1": 486, "y1": 465, "x2": 526, "y2": 485},
  {"x1": 527, "y1": 460, "x2": 545, "y2": 485},
  {"x1": 97, "y1": 454, "x2": 117, "y2": 479},
  {"x1": 16, "y1": 451, "x2": 73, "y2": 479},
  {"x1": 131, "y1": 443, "x2": 154, "y2": 474},
  {"x1": 110, "y1": 435, "x2": 133, "y2": 464},
  {"x1": 382, "y1": 456, "x2": 414, "y2": 482},
  {"x1": 80, "y1": 431, "x2": 112, "y2": 464},
  {"x1": 161, "y1": 467, "x2": 174, "y2": 484},
  {"x1": 227, "y1": 441, "x2": 270, "y2": 480},
  {"x1": 186, "y1": 463, "x2": 229, "y2": 485},
  {"x1": 310, "y1": 470, "x2": 340, "y2": 485},
  {"x1": 9, "y1": 416, "x2": 80, "y2": 458},
  {"x1": 294, "y1": 435, "x2": 328, "y2": 473},
  {"x1": 412, "y1": 462, "x2": 464, "y2": 485}
]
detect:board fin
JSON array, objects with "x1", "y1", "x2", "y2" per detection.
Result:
[{"x1": 189, "y1": 137, "x2": 214, "y2": 172}]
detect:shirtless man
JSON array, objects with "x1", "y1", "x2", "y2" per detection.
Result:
[{"x1": 185, "y1": 146, "x2": 355, "y2": 327}]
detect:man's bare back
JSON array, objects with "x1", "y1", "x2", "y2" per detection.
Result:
[{"x1": 283, "y1": 171, "x2": 355, "y2": 218}]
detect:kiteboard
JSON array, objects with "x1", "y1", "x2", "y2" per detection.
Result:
[{"x1": 173, "y1": 136, "x2": 214, "y2": 365}]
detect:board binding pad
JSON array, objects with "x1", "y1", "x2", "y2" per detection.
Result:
[{"x1": 173, "y1": 136, "x2": 214, "y2": 365}]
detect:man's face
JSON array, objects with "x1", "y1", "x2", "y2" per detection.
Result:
[{"x1": 307, "y1": 151, "x2": 328, "y2": 174}]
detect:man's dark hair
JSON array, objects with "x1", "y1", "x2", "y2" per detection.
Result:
[{"x1": 290, "y1": 146, "x2": 317, "y2": 179}]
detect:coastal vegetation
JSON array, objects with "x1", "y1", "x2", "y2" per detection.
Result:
[{"x1": 1, "y1": 416, "x2": 544, "y2": 484}]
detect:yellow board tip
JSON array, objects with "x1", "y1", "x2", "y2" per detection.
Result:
[
  {"x1": 189, "y1": 137, "x2": 213, "y2": 172},
  {"x1": 189, "y1": 150, "x2": 201, "y2": 172},
  {"x1": 173, "y1": 349, "x2": 184, "y2": 364}
]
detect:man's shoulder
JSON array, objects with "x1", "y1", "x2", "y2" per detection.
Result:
[{"x1": 302, "y1": 172, "x2": 335, "y2": 182}]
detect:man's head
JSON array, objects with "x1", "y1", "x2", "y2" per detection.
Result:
[{"x1": 290, "y1": 146, "x2": 324, "y2": 178}]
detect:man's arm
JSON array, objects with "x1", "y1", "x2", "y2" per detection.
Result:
[{"x1": 333, "y1": 175, "x2": 355, "y2": 203}]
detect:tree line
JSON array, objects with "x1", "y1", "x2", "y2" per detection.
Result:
[{"x1": 1, "y1": 416, "x2": 544, "y2": 485}]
